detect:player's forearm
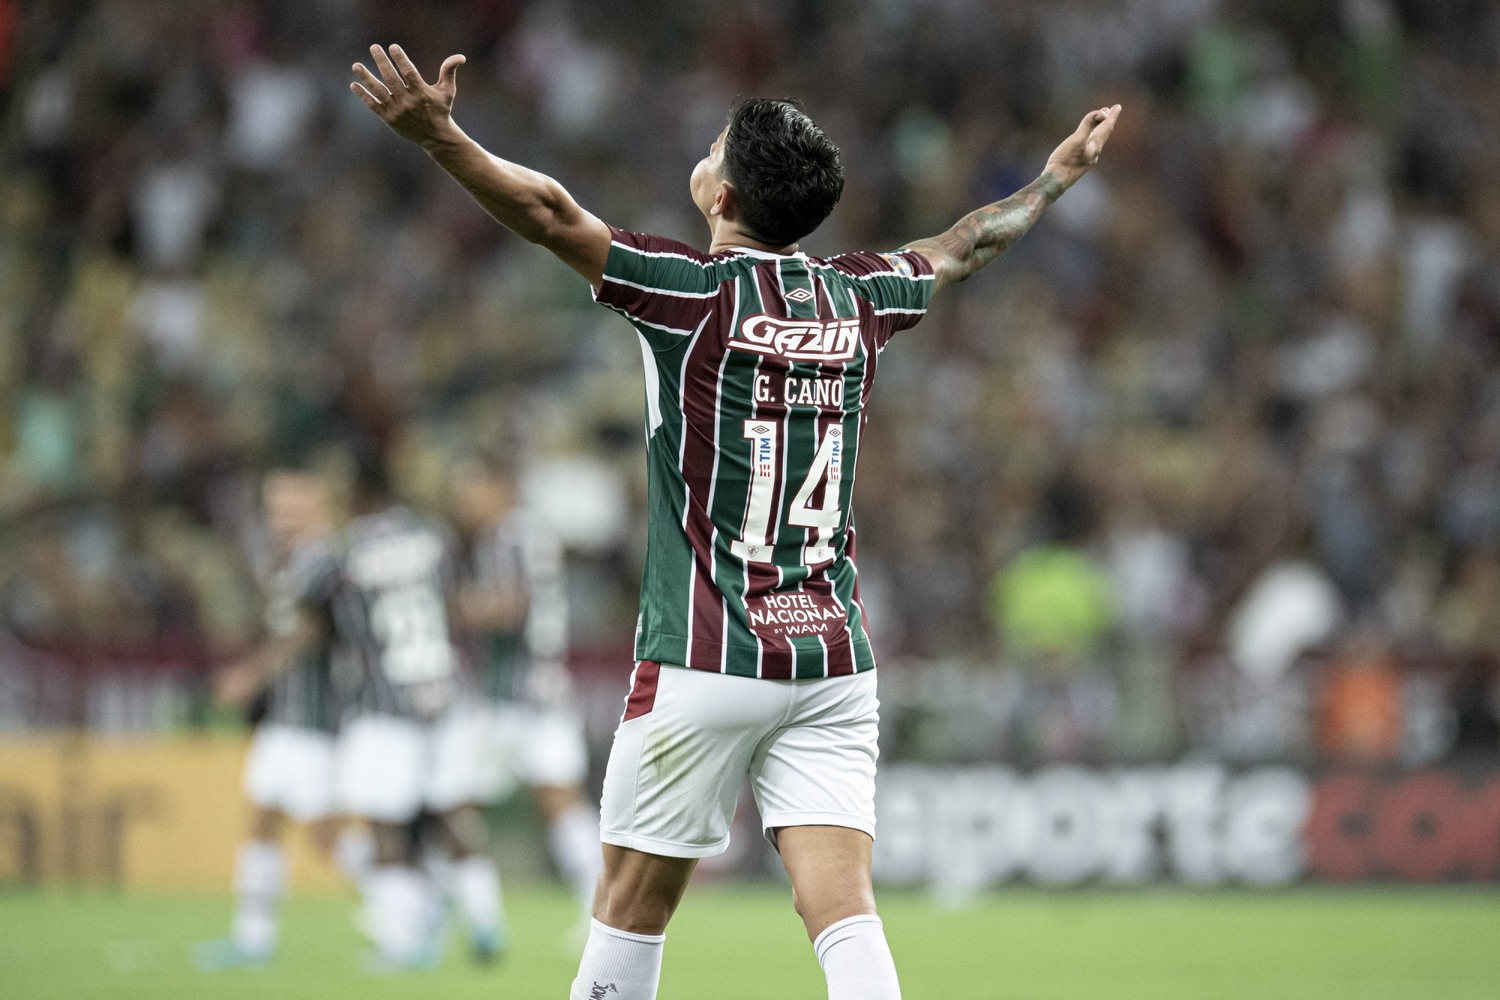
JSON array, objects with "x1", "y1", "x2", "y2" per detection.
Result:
[
  {"x1": 458, "y1": 585, "x2": 527, "y2": 630},
  {"x1": 420, "y1": 125, "x2": 584, "y2": 245},
  {"x1": 246, "y1": 614, "x2": 323, "y2": 689},
  {"x1": 914, "y1": 170, "x2": 1067, "y2": 289},
  {"x1": 251, "y1": 628, "x2": 312, "y2": 685}
]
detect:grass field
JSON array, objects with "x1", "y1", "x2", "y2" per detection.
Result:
[{"x1": 2, "y1": 883, "x2": 1498, "y2": 999}]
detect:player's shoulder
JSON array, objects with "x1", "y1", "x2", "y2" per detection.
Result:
[
  {"x1": 607, "y1": 226, "x2": 717, "y2": 266},
  {"x1": 287, "y1": 534, "x2": 336, "y2": 572},
  {"x1": 607, "y1": 227, "x2": 784, "y2": 281},
  {"x1": 343, "y1": 506, "x2": 451, "y2": 553},
  {"x1": 811, "y1": 248, "x2": 934, "y2": 281}
]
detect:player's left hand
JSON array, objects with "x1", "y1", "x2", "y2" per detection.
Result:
[
  {"x1": 351, "y1": 44, "x2": 466, "y2": 146},
  {"x1": 1045, "y1": 104, "x2": 1122, "y2": 187}
]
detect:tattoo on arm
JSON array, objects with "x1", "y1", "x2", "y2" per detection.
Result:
[{"x1": 913, "y1": 171, "x2": 1066, "y2": 288}]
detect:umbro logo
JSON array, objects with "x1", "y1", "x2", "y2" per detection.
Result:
[
  {"x1": 750, "y1": 424, "x2": 771, "y2": 434},
  {"x1": 785, "y1": 287, "x2": 814, "y2": 303}
]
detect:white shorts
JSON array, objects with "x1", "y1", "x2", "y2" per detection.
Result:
[
  {"x1": 481, "y1": 702, "x2": 590, "y2": 800},
  {"x1": 243, "y1": 724, "x2": 336, "y2": 823},
  {"x1": 599, "y1": 663, "x2": 880, "y2": 859},
  {"x1": 334, "y1": 706, "x2": 490, "y2": 823}
]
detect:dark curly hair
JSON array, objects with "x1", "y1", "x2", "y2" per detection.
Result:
[{"x1": 723, "y1": 99, "x2": 844, "y2": 247}]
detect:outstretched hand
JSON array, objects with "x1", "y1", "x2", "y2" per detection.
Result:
[
  {"x1": 351, "y1": 44, "x2": 466, "y2": 145},
  {"x1": 1046, "y1": 104, "x2": 1123, "y2": 187}
]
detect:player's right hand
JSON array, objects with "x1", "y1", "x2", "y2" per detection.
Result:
[{"x1": 351, "y1": 44, "x2": 466, "y2": 146}]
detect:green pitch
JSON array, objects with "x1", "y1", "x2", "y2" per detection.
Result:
[{"x1": 1, "y1": 884, "x2": 1497, "y2": 999}]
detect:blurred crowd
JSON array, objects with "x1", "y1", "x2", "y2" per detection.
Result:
[{"x1": 2, "y1": 0, "x2": 1499, "y2": 767}]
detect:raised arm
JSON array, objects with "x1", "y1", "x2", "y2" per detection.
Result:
[
  {"x1": 907, "y1": 105, "x2": 1121, "y2": 292},
  {"x1": 351, "y1": 44, "x2": 612, "y2": 287}
]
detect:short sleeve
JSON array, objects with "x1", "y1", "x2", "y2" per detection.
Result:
[
  {"x1": 827, "y1": 249, "x2": 936, "y2": 334},
  {"x1": 592, "y1": 227, "x2": 721, "y2": 350}
]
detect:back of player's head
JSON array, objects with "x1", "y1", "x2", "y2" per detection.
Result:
[{"x1": 723, "y1": 99, "x2": 844, "y2": 247}]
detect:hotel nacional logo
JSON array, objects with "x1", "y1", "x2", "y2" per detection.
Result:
[{"x1": 729, "y1": 313, "x2": 860, "y2": 363}]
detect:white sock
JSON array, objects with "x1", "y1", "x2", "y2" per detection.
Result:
[
  {"x1": 421, "y1": 844, "x2": 454, "y2": 900},
  {"x1": 549, "y1": 802, "x2": 603, "y2": 912},
  {"x1": 814, "y1": 914, "x2": 901, "y2": 1000},
  {"x1": 334, "y1": 824, "x2": 374, "y2": 890},
  {"x1": 363, "y1": 865, "x2": 431, "y2": 964},
  {"x1": 231, "y1": 840, "x2": 285, "y2": 955},
  {"x1": 569, "y1": 919, "x2": 665, "y2": 1000},
  {"x1": 450, "y1": 853, "x2": 504, "y2": 937}
]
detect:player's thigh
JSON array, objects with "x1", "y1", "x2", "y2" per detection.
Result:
[
  {"x1": 425, "y1": 703, "x2": 491, "y2": 813},
  {"x1": 334, "y1": 714, "x2": 426, "y2": 823},
  {"x1": 600, "y1": 663, "x2": 786, "y2": 858},
  {"x1": 465, "y1": 701, "x2": 520, "y2": 803},
  {"x1": 243, "y1": 725, "x2": 284, "y2": 806},
  {"x1": 516, "y1": 706, "x2": 590, "y2": 790},
  {"x1": 750, "y1": 671, "x2": 880, "y2": 842},
  {"x1": 244, "y1": 724, "x2": 337, "y2": 822}
]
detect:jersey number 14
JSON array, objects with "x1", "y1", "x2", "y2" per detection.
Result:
[{"x1": 730, "y1": 419, "x2": 843, "y2": 568}]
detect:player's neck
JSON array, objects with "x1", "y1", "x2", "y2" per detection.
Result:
[{"x1": 707, "y1": 218, "x2": 797, "y2": 257}]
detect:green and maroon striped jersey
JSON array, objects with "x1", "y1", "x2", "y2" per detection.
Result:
[
  {"x1": 261, "y1": 537, "x2": 338, "y2": 733},
  {"x1": 594, "y1": 227, "x2": 934, "y2": 679}
]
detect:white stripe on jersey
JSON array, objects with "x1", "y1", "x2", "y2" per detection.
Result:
[
  {"x1": 598, "y1": 301, "x2": 699, "y2": 338},
  {"x1": 609, "y1": 241, "x2": 719, "y2": 267},
  {"x1": 601, "y1": 275, "x2": 722, "y2": 299},
  {"x1": 702, "y1": 279, "x2": 742, "y2": 674},
  {"x1": 815, "y1": 269, "x2": 863, "y2": 676},
  {"x1": 638, "y1": 332, "x2": 665, "y2": 436},
  {"x1": 811, "y1": 258, "x2": 936, "y2": 282},
  {"x1": 677, "y1": 297, "x2": 711, "y2": 671}
]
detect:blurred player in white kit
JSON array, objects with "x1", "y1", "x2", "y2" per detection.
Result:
[
  {"x1": 450, "y1": 451, "x2": 603, "y2": 931},
  {"x1": 213, "y1": 453, "x2": 504, "y2": 969},
  {"x1": 198, "y1": 467, "x2": 342, "y2": 968},
  {"x1": 317, "y1": 454, "x2": 504, "y2": 968}
]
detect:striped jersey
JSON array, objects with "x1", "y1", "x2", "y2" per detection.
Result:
[
  {"x1": 302, "y1": 506, "x2": 468, "y2": 721},
  {"x1": 259, "y1": 536, "x2": 338, "y2": 733},
  {"x1": 593, "y1": 227, "x2": 934, "y2": 679},
  {"x1": 469, "y1": 507, "x2": 571, "y2": 707}
]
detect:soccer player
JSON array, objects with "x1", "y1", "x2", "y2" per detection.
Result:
[
  {"x1": 351, "y1": 43, "x2": 1119, "y2": 999},
  {"x1": 449, "y1": 452, "x2": 603, "y2": 926},
  {"x1": 199, "y1": 467, "x2": 340, "y2": 969},
  {"x1": 221, "y1": 453, "x2": 503, "y2": 968},
  {"x1": 318, "y1": 455, "x2": 504, "y2": 968}
]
